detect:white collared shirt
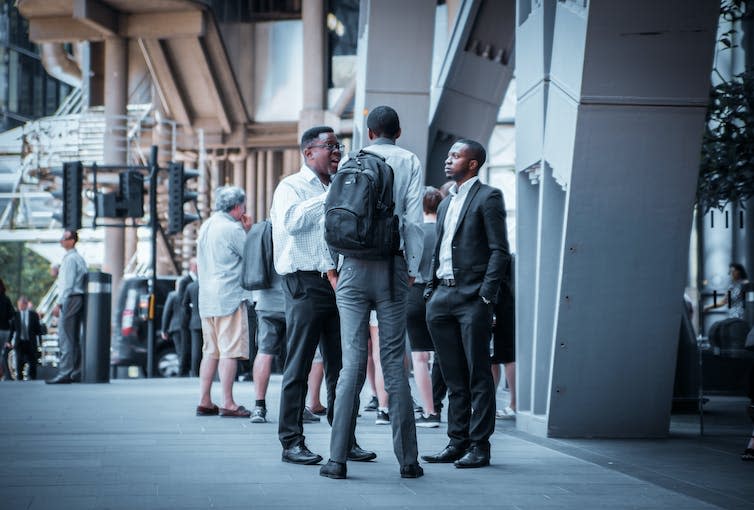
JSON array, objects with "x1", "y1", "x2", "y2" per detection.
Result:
[
  {"x1": 270, "y1": 165, "x2": 336, "y2": 275},
  {"x1": 57, "y1": 248, "x2": 87, "y2": 302},
  {"x1": 196, "y1": 211, "x2": 250, "y2": 317},
  {"x1": 436, "y1": 177, "x2": 479, "y2": 279}
]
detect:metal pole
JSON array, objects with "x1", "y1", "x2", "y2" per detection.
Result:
[{"x1": 147, "y1": 145, "x2": 158, "y2": 378}]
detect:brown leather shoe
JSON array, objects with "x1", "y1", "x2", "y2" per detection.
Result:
[
  {"x1": 219, "y1": 405, "x2": 251, "y2": 418},
  {"x1": 196, "y1": 404, "x2": 220, "y2": 416}
]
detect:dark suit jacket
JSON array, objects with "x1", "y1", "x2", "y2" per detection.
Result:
[
  {"x1": 427, "y1": 179, "x2": 510, "y2": 303},
  {"x1": 9, "y1": 309, "x2": 45, "y2": 347},
  {"x1": 161, "y1": 291, "x2": 183, "y2": 334},
  {"x1": 181, "y1": 281, "x2": 202, "y2": 331}
]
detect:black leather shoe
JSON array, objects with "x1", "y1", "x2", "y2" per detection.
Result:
[
  {"x1": 348, "y1": 444, "x2": 377, "y2": 462},
  {"x1": 454, "y1": 446, "x2": 490, "y2": 468},
  {"x1": 420, "y1": 444, "x2": 465, "y2": 463},
  {"x1": 45, "y1": 376, "x2": 72, "y2": 384},
  {"x1": 400, "y1": 463, "x2": 424, "y2": 478},
  {"x1": 281, "y1": 444, "x2": 323, "y2": 465},
  {"x1": 319, "y1": 460, "x2": 347, "y2": 479}
]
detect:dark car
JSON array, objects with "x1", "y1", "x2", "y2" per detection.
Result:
[{"x1": 111, "y1": 276, "x2": 180, "y2": 377}]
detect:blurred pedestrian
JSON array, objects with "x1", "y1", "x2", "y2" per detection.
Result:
[
  {"x1": 704, "y1": 263, "x2": 749, "y2": 319},
  {"x1": 0, "y1": 279, "x2": 14, "y2": 381},
  {"x1": 181, "y1": 278, "x2": 202, "y2": 377},
  {"x1": 46, "y1": 230, "x2": 87, "y2": 384},
  {"x1": 9, "y1": 295, "x2": 45, "y2": 380},
  {"x1": 195, "y1": 185, "x2": 253, "y2": 417}
]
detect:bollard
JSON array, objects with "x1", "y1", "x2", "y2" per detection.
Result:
[{"x1": 84, "y1": 271, "x2": 112, "y2": 383}]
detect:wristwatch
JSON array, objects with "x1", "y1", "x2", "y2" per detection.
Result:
[{"x1": 481, "y1": 296, "x2": 491, "y2": 305}]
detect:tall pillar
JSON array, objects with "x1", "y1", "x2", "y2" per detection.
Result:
[
  {"x1": 256, "y1": 151, "x2": 266, "y2": 221},
  {"x1": 299, "y1": 0, "x2": 326, "y2": 134},
  {"x1": 515, "y1": 1, "x2": 720, "y2": 437},
  {"x1": 353, "y1": 0, "x2": 435, "y2": 167},
  {"x1": 246, "y1": 154, "x2": 256, "y2": 222},
  {"x1": 230, "y1": 152, "x2": 246, "y2": 190},
  {"x1": 102, "y1": 37, "x2": 127, "y2": 312}
]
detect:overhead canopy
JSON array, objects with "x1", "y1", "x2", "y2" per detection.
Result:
[{"x1": 19, "y1": 0, "x2": 249, "y2": 136}]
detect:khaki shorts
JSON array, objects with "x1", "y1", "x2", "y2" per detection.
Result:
[{"x1": 201, "y1": 302, "x2": 250, "y2": 360}]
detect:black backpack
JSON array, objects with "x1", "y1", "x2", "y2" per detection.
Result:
[
  {"x1": 324, "y1": 149, "x2": 400, "y2": 259},
  {"x1": 241, "y1": 219, "x2": 274, "y2": 290}
]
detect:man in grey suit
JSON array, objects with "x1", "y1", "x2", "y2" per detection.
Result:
[
  {"x1": 181, "y1": 279, "x2": 202, "y2": 377},
  {"x1": 421, "y1": 139, "x2": 510, "y2": 469}
]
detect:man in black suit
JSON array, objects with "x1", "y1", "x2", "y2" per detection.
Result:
[
  {"x1": 10, "y1": 295, "x2": 46, "y2": 380},
  {"x1": 181, "y1": 279, "x2": 203, "y2": 377},
  {"x1": 176, "y1": 258, "x2": 198, "y2": 376},
  {"x1": 161, "y1": 284, "x2": 184, "y2": 375},
  {"x1": 422, "y1": 139, "x2": 509, "y2": 469}
]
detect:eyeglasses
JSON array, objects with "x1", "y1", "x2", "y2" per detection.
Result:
[
  {"x1": 310, "y1": 143, "x2": 344, "y2": 153},
  {"x1": 60, "y1": 236, "x2": 73, "y2": 241}
]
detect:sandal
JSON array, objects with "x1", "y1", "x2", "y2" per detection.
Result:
[{"x1": 219, "y1": 405, "x2": 252, "y2": 418}]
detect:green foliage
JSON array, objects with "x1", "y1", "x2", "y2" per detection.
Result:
[
  {"x1": 697, "y1": 0, "x2": 754, "y2": 212},
  {"x1": 0, "y1": 242, "x2": 56, "y2": 307}
]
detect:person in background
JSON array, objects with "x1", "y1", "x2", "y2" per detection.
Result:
[
  {"x1": 176, "y1": 258, "x2": 198, "y2": 376},
  {"x1": 411, "y1": 187, "x2": 443, "y2": 428},
  {"x1": 195, "y1": 185, "x2": 253, "y2": 418},
  {"x1": 161, "y1": 282, "x2": 183, "y2": 372},
  {"x1": 9, "y1": 295, "x2": 45, "y2": 380},
  {"x1": 47, "y1": 230, "x2": 87, "y2": 384},
  {"x1": 181, "y1": 277, "x2": 203, "y2": 377},
  {"x1": 0, "y1": 279, "x2": 15, "y2": 381},
  {"x1": 704, "y1": 263, "x2": 749, "y2": 319}
]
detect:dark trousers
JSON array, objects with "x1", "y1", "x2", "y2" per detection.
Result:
[
  {"x1": 278, "y1": 271, "x2": 344, "y2": 449},
  {"x1": 178, "y1": 328, "x2": 191, "y2": 376},
  {"x1": 190, "y1": 329, "x2": 203, "y2": 377},
  {"x1": 15, "y1": 341, "x2": 38, "y2": 380},
  {"x1": 57, "y1": 295, "x2": 84, "y2": 380},
  {"x1": 426, "y1": 284, "x2": 495, "y2": 451},
  {"x1": 432, "y1": 355, "x2": 448, "y2": 412}
]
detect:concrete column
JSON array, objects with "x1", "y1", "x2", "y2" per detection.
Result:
[
  {"x1": 353, "y1": 0, "x2": 435, "y2": 167},
  {"x1": 515, "y1": 1, "x2": 719, "y2": 437},
  {"x1": 230, "y1": 152, "x2": 246, "y2": 190},
  {"x1": 246, "y1": 154, "x2": 256, "y2": 222},
  {"x1": 102, "y1": 37, "x2": 127, "y2": 311},
  {"x1": 299, "y1": 0, "x2": 326, "y2": 134},
  {"x1": 256, "y1": 151, "x2": 266, "y2": 221},
  {"x1": 265, "y1": 151, "x2": 275, "y2": 218}
]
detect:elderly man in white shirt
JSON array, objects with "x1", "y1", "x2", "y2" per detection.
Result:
[
  {"x1": 195, "y1": 185, "x2": 252, "y2": 418},
  {"x1": 321, "y1": 106, "x2": 424, "y2": 480},
  {"x1": 271, "y1": 125, "x2": 374, "y2": 467}
]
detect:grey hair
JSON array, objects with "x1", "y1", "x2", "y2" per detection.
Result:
[{"x1": 214, "y1": 186, "x2": 246, "y2": 213}]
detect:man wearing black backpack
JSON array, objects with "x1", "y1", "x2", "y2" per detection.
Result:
[
  {"x1": 321, "y1": 106, "x2": 425, "y2": 480},
  {"x1": 270, "y1": 126, "x2": 374, "y2": 467}
]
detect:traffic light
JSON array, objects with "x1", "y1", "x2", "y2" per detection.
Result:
[
  {"x1": 167, "y1": 162, "x2": 200, "y2": 234},
  {"x1": 120, "y1": 171, "x2": 144, "y2": 218},
  {"x1": 52, "y1": 161, "x2": 83, "y2": 231}
]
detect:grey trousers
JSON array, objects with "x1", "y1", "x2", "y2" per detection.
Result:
[
  {"x1": 57, "y1": 295, "x2": 84, "y2": 379},
  {"x1": 330, "y1": 256, "x2": 418, "y2": 466}
]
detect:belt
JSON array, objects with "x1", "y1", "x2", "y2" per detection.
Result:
[
  {"x1": 439, "y1": 278, "x2": 456, "y2": 287},
  {"x1": 295, "y1": 270, "x2": 329, "y2": 279}
]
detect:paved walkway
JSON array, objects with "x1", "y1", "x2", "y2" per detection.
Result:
[{"x1": 0, "y1": 376, "x2": 752, "y2": 509}]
